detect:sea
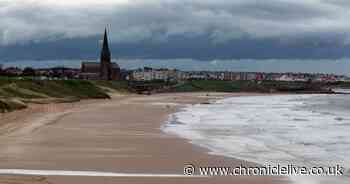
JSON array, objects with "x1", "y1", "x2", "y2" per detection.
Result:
[{"x1": 163, "y1": 91, "x2": 350, "y2": 184}]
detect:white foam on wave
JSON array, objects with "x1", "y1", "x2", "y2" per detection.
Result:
[{"x1": 163, "y1": 94, "x2": 350, "y2": 184}]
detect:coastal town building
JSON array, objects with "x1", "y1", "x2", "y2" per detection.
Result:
[
  {"x1": 131, "y1": 68, "x2": 178, "y2": 81},
  {"x1": 1, "y1": 67, "x2": 23, "y2": 76},
  {"x1": 1, "y1": 60, "x2": 349, "y2": 83},
  {"x1": 80, "y1": 29, "x2": 121, "y2": 80},
  {"x1": 127, "y1": 68, "x2": 350, "y2": 83}
]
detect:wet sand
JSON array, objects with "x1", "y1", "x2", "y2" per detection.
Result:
[{"x1": 0, "y1": 93, "x2": 288, "y2": 184}]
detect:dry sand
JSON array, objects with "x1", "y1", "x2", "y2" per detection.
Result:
[{"x1": 0, "y1": 93, "x2": 288, "y2": 184}]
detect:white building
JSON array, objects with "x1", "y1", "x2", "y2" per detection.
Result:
[
  {"x1": 131, "y1": 69, "x2": 178, "y2": 81},
  {"x1": 277, "y1": 75, "x2": 294, "y2": 81}
]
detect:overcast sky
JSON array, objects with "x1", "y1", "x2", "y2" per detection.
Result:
[
  {"x1": 1, "y1": 0, "x2": 350, "y2": 45},
  {"x1": 2, "y1": 0, "x2": 350, "y2": 69}
]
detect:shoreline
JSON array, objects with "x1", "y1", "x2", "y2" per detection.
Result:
[{"x1": 0, "y1": 92, "x2": 288, "y2": 184}]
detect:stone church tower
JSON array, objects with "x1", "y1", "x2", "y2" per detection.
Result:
[
  {"x1": 100, "y1": 29, "x2": 112, "y2": 80},
  {"x1": 80, "y1": 29, "x2": 120, "y2": 81}
]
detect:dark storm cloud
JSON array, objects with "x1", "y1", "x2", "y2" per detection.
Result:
[
  {"x1": 2, "y1": 0, "x2": 350, "y2": 61},
  {"x1": 1, "y1": 0, "x2": 349, "y2": 45}
]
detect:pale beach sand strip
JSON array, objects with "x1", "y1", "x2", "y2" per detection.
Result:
[
  {"x1": 0, "y1": 169, "x2": 205, "y2": 178},
  {"x1": 0, "y1": 93, "x2": 288, "y2": 184}
]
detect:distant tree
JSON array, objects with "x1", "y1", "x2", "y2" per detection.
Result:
[
  {"x1": 22, "y1": 67, "x2": 36, "y2": 76},
  {"x1": 144, "y1": 67, "x2": 153, "y2": 71},
  {"x1": 0, "y1": 65, "x2": 3, "y2": 75}
]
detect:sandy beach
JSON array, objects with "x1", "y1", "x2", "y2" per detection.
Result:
[{"x1": 0, "y1": 93, "x2": 288, "y2": 184}]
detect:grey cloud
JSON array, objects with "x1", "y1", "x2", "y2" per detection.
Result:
[
  {"x1": 190, "y1": 0, "x2": 331, "y2": 21},
  {"x1": 1, "y1": 0, "x2": 350, "y2": 45},
  {"x1": 323, "y1": 0, "x2": 350, "y2": 7}
]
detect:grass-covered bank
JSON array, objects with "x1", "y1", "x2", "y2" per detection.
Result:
[
  {"x1": 0, "y1": 78, "x2": 346, "y2": 113},
  {"x1": 0, "y1": 78, "x2": 130, "y2": 113},
  {"x1": 172, "y1": 80, "x2": 336, "y2": 93},
  {"x1": 0, "y1": 98, "x2": 27, "y2": 113}
]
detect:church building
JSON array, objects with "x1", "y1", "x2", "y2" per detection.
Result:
[{"x1": 80, "y1": 29, "x2": 121, "y2": 80}]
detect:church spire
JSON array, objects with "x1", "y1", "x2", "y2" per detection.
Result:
[
  {"x1": 101, "y1": 28, "x2": 111, "y2": 60},
  {"x1": 100, "y1": 28, "x2": 112, "y2": 80}
]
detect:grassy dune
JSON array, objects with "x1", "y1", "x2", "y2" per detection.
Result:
[
  {"x1": 173, "y1": 80, "x2": 268, "y2": 92},
  {"x1": 0, "y1": 98, "x2": 27, "y2": 113},
  {"x1": 173, "y1": 80, "x2": 334, "y2": 93},
  {"x1": 0, "y1": 78, "x2": 340, "y2": 113},
  {"x1": 0, "y1": 78, "x2": 130, "y2": 113}
]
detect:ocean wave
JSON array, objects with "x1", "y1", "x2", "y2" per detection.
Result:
[{"x1": 163, "y1": 94, "x2": 350, "y2": 183}]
